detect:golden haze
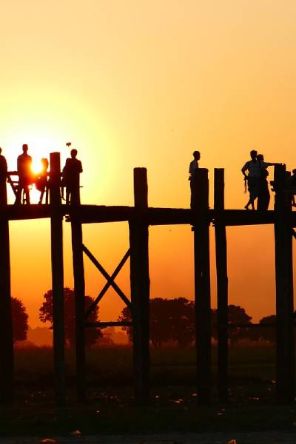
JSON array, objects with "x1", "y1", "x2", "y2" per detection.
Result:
[{"x1": 0, "y1": 0, "x2": 295, "y2": 327}]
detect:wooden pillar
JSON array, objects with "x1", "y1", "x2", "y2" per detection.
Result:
[
  {"x1": 274, "y1": 164, "x2": 294, "y2": 403},
  {"x1": 214, "y1": 168, "x2": 228, "y2": 402},
  {"x1": 0, "y1": 177, "x2": 14, "y2": 403},
  {"x1": 129, "y1": 168, "x2": 150, "y2": 403},
  {"x1": 49, "y1": 152, "x2": 65, "y2": 404},
  {"x1": 192, "y1": 168, "x2": 211, "y2": 404},
  {"x1": 70, "y1": 189, "x2": 86, "y2": 401}
]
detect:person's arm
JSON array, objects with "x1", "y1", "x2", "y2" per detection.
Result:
[
  {"x1": 263, "y1": 161, "x2": 283, "y2": 167},
  {"x1": 241, "y1": 162, "x2": 248, "y2": 178},
  {"x1": 17, "y1": 156, "x2": 20, "y2": 172},
  {"x1": 188, "y1": 161, "x2": 193, "y2": 179},
  {"x1": 262, "y1": 162, "x2": 274, "y2": 167}
]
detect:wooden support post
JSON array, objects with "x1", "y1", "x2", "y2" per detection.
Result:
[
  {"x1": 0, "y1": 177, "x2": 14, "y2": 403},
  {"x1": 274, "y1": 164, "x2": 294, "y2": 403},
  {"x1": 129, "y1": 168, "x2": 150, "y2": 403},
  {"x1": 50, "y1": 152, "x2": 65, "y2": 404},
  {"x1": 214, "y1": 168, "x2": 228, "y2": 402},
  {"x1": 71, "y1": 190, "x2": 86, "y2": 401},
  {"x1": 192, "y1": 168, "x2": 211, "y2": 404}
]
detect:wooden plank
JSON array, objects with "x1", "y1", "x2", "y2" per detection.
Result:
[
  {"x1": 85, "y1": 321, "x2": 132, "y2": 328},
  {"x1": 192, "y1": 168, "x2": 211, "y2": 404},
  {"x1": 214, "y1": 168, "x2": 229, "y2": 402},
  {"x1": 274, "y1": 165, "x2": 295, "y2": 403},
  {"x1": 50, "y1": 152, "x2": 65, "y2": 405},
  {"x1": 147, "y1": 208, "x2": 192, "y2": 225},
  {"x1": 71, "y1": 215, "x2": 86, "y2": 401},
  {"x1": 1, "y1": 203, "x2": 296, "y2": 227},
  {"x1": 129, "y1": 168, "x2": 150, "y2": 403},
  {"x1": 221, "y1": 210, "x2": 275, "y2": 226},
  {"x1": 70, "y1": 182, "x2": 86, "y2": 401},
  {"x1": 68, "y1": 206, "x2": 134, "y2": 224},
  {"x1": 0, "y1": 176, "x2": 14, "y2": 403}
]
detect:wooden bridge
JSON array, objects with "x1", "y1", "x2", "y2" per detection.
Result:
[{"x1": 0, "y1": 152, "x2": 295, "y2": 405}]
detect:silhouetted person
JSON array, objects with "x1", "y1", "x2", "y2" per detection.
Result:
[
  {"x1": 62, "y1": 149, "x2": 82, "y2": 205},
  {"x1": 0, "y1": 148, "x2": 8, "y2": 204},
  {"x1": 257, "y1": 154, "x2": 270, "y2": 210},
  {"x1": 0, "y1": 148, "x2": 7, "y2": 182},
  {"x1": 242, "y1": 150, "x2": 260, "y2": 210},
  {"x1": 189, "y1": 150, "x2": 200, "y2": 208},
  {"x1": 15, "y1": 144, "x2": 33, "y2": 205},
  {"x1": 288, "y1": 168, "x2": 296, "y2": 207},
  {"x1": 35, "y1": 158, "x2": 49, "y2": 204},
  {"x1": 242, "y1": 150, "x2": 279, "y2": 210}
]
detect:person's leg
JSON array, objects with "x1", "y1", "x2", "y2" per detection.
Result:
[
  {"x1": 15, "y1": 187, "x2": 21, "y2": 204},
  {"x1": 245, "y1": 180, "x2": 256, "y2": 210},
  {"x1": 265, "y1": 189, "x2": 270, "y2": 210},
  {"x1": 23, "y1": 184, "x2": 30, "y2": 204},
  {"x1": 39, "y1": 188, "x2": 44, "y2": 204},
  {"x1": 15, "y1": 179, "x2": 23, "y2": 205},
  {"x1": 66, "y1": 188, "x2": 70, "y2": 205}
]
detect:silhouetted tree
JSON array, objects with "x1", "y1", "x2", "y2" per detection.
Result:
[
  {"x1": 12, "y1": 297, "x2": 28, "y2": 342},
  {"x1": 118, "y1": 306, "x2": 132, "y2": 342},
  {"x1": 39, "y1": 287, "x2": 102, "y2": 347},
  {"x1": 212, "y1": 304, "x2": 252, "y2": 343},
  {"x1": 256, "y1": 311, "x2": 296, "y2": 343},
  {"x1": 118, "y1": 297, "x2": 195, "y2": 348},
  {"x1": 256, "y1": 315, "x2": 276, "y2": 343}
]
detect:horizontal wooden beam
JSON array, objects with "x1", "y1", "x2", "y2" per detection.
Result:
[
  {"x1": 85, "y1": 321, "x2": 132, "y2": 328},
  {"x1": 1, "y1": 204, "x2": 296, "y2": 227},
  {"x1": 0, "y1": 205, "x2": 53, "y2": 220},
  {"x1": 221, "y1": 210, "x2": 276, "y2": 226},
  {"x1": 68, "y1": 206, "x2": 134, "y2": 223}
]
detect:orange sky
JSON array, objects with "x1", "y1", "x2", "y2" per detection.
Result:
[{"x1": 1, "y1": 0, "x2": 295, "y2": 327}]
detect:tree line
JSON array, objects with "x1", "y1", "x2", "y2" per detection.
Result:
[{"x1": 12, "y1": 290, "x2": 284, "y2": 347}]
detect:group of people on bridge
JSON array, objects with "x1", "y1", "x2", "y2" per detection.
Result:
[
  {"x1": 0, "y1": 144, "x2": 82, "y2": 205},
  {"x1": 242, "y1": 150, "x2": 296, "y2": 210},
  {"x1": 0, "y1": 144, "x2": 294, "y2": 210},
  {"x1": 189, "y1": 149, "x2": 296, "y2": 210}
]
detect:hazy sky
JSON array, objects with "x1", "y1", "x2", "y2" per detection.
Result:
[{"x1": 1, "y1": 0, "x2": 295, "y2": 327}]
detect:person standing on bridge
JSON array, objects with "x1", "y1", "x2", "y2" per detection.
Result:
[
  {"x1": 62, "y1": 148, "x2": 83, "y2": 205},
  {"x1": 242, "y1": 150, "x2": 279, "y2": 210},
  {"x1": 257, "y1": 154, "x2": 271, "y2": 211},
  {"x1": 0, "y1": 148, "x2": 8, "y2": 205},
  {"x1": 189, "y1": 150, "x2": 200, "y2": 208},
  {"x1": 287, "y1": 168, "x2": 296, "y2": 207},
  {"x1": 36, "y1": 157, "x2": 49, "y2": 204},
  {"x1": 15, "y1": 144, "x2": 33, "y2": 205}
]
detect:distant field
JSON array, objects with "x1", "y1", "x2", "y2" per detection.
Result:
[
  {"x1": 1, "y1": 344, "x2": 293, "y2": 437},
  {"x1": 14, "y1": 344, "x2": 276, "y2": 401}
]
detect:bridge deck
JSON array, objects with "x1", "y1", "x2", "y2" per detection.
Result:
[{"x1": 0, "y1": 204, "x2": 295, "y2": 226}]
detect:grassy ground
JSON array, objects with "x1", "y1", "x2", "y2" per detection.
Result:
[{"x1": 1, "y1": 344, "x2": 294, "y2": 437}]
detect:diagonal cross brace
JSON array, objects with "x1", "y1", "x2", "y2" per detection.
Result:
[{"x1": 82, "y1": 244, "x2": 131, "y2": 319}]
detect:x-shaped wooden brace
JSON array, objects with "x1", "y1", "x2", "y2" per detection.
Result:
[{"x1": 82, "y1": 244, "x2": 131, "y2": 322}]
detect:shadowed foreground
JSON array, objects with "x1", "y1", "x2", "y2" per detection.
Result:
[
  {"x1": 0, "y1": 431, "x2": 296, "y2": 444},
  {"x1": 0, "y1": 345, "x2": 293, "y2": 442}
]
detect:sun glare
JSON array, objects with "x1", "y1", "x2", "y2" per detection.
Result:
[
  {"x1": 2, "y1": 122, "x2": 76, "y2": 204},
  {"x1": 31, "y1": 159, "x2": 43, "y2": 175},
  {"x1": 2, "y1": 124, "x2": 71, "y2": 172}
]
